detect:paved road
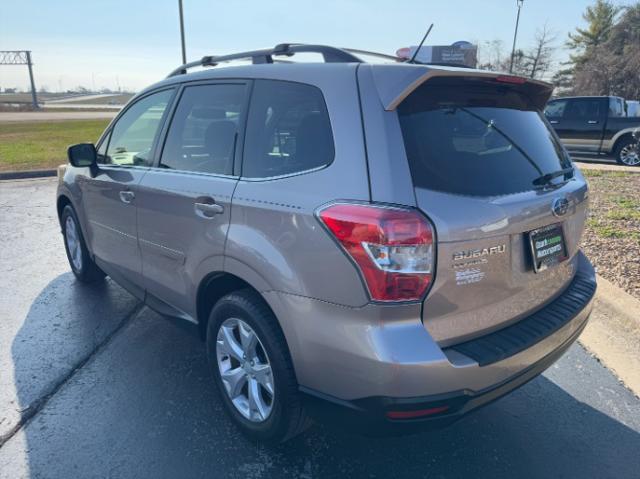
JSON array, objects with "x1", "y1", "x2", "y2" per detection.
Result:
[
  {"x1": 0, "y1": 111, "x2": 117, "y2": 123},
  {"x1": 1, "y1": 179, "x2": 639, "y2": 479},
  {"x1": 571, "y1": 154, "x2": 617, "y2": 165},
  {"x1": 575, "y1": 161, "x2": 640, "y2": 173},
  {"x1": 44, "y1": 94, "x2": 120, "y2": 104},
  {"x1": 41, "y1": 104, "x2": 122, "y2": 111}
]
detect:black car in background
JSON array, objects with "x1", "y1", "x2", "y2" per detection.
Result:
[{"x1": 545, "y1": 96, "x2": 640, "y2": 166}]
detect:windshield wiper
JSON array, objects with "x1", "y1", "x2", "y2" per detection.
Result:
[{"x1": 532, "y1": 167, "x2": 574, "y2": 186}]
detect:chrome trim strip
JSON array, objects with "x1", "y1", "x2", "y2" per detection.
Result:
[
  {"x1": 139, "y1": 238, "x2": 186, "y2": 263},
  {"x1": 89, "y1": 220, "x2": 136, "y2": 240}
]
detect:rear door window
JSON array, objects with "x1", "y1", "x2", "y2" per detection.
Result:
[
  {"x1": 398, "y1": 79, "x2": 573, "y2": 197},
  {"x1": 242, "y1": 80, "x2": 334, "y2": 179},
  {"x1": 565, "y1": 98, "x2": 602, "y2": 121},
  {"x1": 160, "y1": 83, "x2": 247, "y2": 175}
]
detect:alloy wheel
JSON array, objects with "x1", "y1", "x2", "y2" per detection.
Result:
[
  {"x1": 620, "y1": 143, "x2": 640, "y2": 166},
  {"x1": 65, "y1": 216, "x2": 83, "y2": 271},
  {"x1": 216, "y1": 318, "x2": 275, "y2": 422}
]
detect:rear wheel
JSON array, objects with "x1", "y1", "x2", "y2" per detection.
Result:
[
  {"x1": 614, "y1": 136, "x2": 640, "y2": 166},
  {"x1": 206, "y1": 289, "x2": 311, "y2": 442},
  {"x1": 61, "y1": 205, "x2": 105, "y2": 282}
]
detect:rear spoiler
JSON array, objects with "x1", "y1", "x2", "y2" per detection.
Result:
[{"x1": 366, "y1": 64, "x2": 554, "y2": 111}]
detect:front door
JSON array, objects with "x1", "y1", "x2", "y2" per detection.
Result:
[
  {"x1": 136, "y1": 82, "x2": 250, "y2": 319},
  {"x1": 80, "y1": 88, "x2": 175, "y2": 296}
]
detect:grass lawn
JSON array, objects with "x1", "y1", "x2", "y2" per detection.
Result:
[{"x1": 0, "y1": 120, "x2": 109, "y2": 171}]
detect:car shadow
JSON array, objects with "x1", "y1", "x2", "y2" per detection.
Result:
[
  {"x1": 3, "y1": 273, "x2": 138, "y2": 440},
  {"x1": 6, "y1": 280, "x2": 640, "y2": 478}
]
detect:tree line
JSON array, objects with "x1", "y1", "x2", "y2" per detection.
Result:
[{"x1": 478, "y1": 0, "x2": 640, "y2": 99}]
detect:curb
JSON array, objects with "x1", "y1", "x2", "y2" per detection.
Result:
[
  {"x1": 0, "y1": 169, "x2": 57, "y2": 180},
  {"x1": 579, "y1": 274, "x2": 640, "y2": 397}
]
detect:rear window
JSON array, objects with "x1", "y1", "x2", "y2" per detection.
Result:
[{"x1": 398, "y1": 79, "x2": 573, "y2": 196}]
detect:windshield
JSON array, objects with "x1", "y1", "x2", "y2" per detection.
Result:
[{"x1": 398, "y1": 79, "x2": 572, "y2": 196}]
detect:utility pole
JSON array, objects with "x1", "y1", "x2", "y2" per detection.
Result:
[
  {"x1": 178, "y1": 0, "x2": 187, "y2": 64},
  {"x1": 26, "y1": 51, "x2": 38, "y2": 108},
  {"x1": 509, "y1": 0, "x2": 524, "y2": 74}
]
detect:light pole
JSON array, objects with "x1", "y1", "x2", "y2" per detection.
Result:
[
  {"x1": 178, "y1": 0, "x2": 187, "y2": 64},
  {"x1": 509, "y1": 0, "x2": 524, "y2": 73}
]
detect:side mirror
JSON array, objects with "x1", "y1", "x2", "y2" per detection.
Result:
[{"x1": 67, "y1": 143, "x2": 97, "y2": 168}]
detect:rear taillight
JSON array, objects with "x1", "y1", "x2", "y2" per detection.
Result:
[{"x1": 318, "y1": 203, "x2": 435, "y2": 302}]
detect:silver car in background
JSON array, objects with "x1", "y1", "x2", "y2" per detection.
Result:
[{"x1": 57, "y1": 44, "x2": 596, "y2": 442}]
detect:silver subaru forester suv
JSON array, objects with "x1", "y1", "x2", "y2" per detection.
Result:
[{"x1": 57, "y1": 44, "x2": 596, "y2": 442}]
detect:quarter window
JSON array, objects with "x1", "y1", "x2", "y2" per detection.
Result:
[
  {"x1": 242, "y1": 80, "x2": 334, "y2": 178},
  {"x1": 103, "y1": 89, "x2": 174, "y2": 166},
  {"x1": 609, "y1": 98, "x2": 624, "y2": 117},
  {"x1": 160, "y1": 84, "x2": 246, "y2": 175}
]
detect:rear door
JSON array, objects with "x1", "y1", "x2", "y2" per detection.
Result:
[
  {"x1": 80, "y1": 88, "x2": 174, "y2": 295},
  {"x1": 558, "y1": 98, "x2": 606, "y2": 152},
  {"x1": 135, "y1": 81, "x2": 250, "y2": 319},
  {"x1": 394, "y1": 77, "x2": 589, "y2": 345}
]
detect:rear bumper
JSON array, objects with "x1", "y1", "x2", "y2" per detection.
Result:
[
  {"x1": 264, "y1": 251, "x2": 596, "y2": 430},
  {"x1": 298, "y1": 252, "x2": 596, "y2": 433},
  {"x1": 300, "y1": 308, "x2": 588, "y2": 433}
]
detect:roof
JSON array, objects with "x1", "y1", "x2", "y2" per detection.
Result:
[{"x1": 135, "y1": 44, "x2": 554, "y2": 112}]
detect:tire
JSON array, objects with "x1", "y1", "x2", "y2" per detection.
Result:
[
  {"x1": 206, "y1": 289, "x2": 311, "y2": 443},
  {"x1": 614, "y1": 136, "x2": 640, "y2": 166},
  {"x1": 61, "y1": 205, "x2": 105, "y2": 282}
]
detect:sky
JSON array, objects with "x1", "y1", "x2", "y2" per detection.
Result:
[{"x1": 0, "y1": 0, "x2": 631, "y2": 92}]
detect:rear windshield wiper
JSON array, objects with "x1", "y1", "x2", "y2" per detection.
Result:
[{"x1": 532, "y1": 167, "x2": 574, "y2": 186}]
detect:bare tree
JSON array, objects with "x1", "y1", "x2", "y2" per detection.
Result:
[
  {"x1": 477, "y1": 39, "x2": 506, "y2": 71},
  {"x1": 525, "y1": 25, "x2": 557, "y2": 79},
  {"x1": 477, "y1": 27, "x2": 557, "y2": 80}
]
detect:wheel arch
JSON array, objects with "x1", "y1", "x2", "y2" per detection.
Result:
[
  {"x1": 612, "y1": 130, "x2": 636, "y2": 154},
  {"x1": 196, "y1": 271, "x2": 275, "y2": 341},
  {"x1": 56, "y1": 194, "x2": 72, "y2": 226}
]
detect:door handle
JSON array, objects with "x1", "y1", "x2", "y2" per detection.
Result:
[
  {"x1": 549, "y1": 120, "x2": 559, "y2": 124},
  {"x1": 587, "y1": 120, "x2": 599, "y2": 124},
  {"x1": 119, "y1": 190, "x2": 135, "y2": 204},
  {"x1": 194, "y1": 201, "x2": 224, "y2": 218}
]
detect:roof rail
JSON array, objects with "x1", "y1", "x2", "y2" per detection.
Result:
[
  {"x1": 167, "y1": 43, "x2": 363, "y2": 77},
  {"x1": 343, "y1": 48, "x2": 401, "y2": 62}
]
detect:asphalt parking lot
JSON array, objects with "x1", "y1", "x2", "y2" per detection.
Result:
[{"x1": 1, "y1": 178, "x2": 639, "y2": 479}]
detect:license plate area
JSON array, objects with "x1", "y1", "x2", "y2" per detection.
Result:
[{"x1": 528, "y1": 223, "x2": 568, "y2": 272}]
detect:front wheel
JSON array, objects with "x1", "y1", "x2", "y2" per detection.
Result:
[
  {"x1": 61, "y1": 205, "x2": 105, "y2": 282},
  {"x1": 206, "y1": 289, "x2": 311, "y2": 442},
  {"x1": 614, "y1": 137, "x2": 640, "y2": 166}
]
